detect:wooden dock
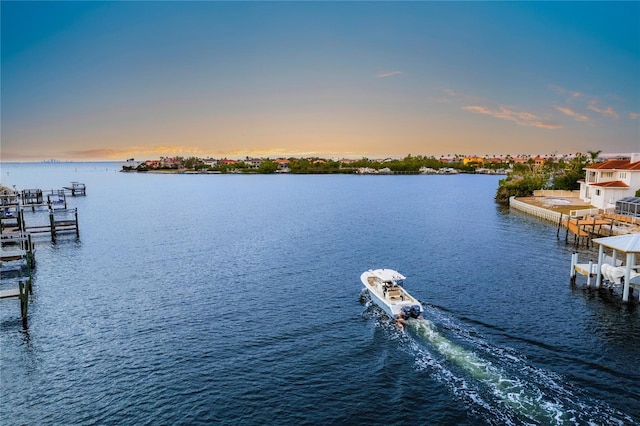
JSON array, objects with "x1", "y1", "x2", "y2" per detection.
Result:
[
  {"x1": 21, "y1": 208, "x2": 80, "y2": 241},
  {"x1": 556, "y1": 213, "x2": 614, "y2": 247},
  {"x1": 3, "y1": 210, "x2": 78, "y2": 327},
  {"x1": 1, "y1": 183, "x2": 85, "y2": 328},
  {"x1": 1, "y1": 233, "x2": 35, "y2": 328},
  {"x1": 0, "y1": 279, "x2": 32, "y2": 329},
  {"x1": 62, "y1": 182, "x2": 86, "y2": 196}
]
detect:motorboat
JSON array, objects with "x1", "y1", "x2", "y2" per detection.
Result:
[{"x1": 360, "y1": 269, "x2": 423, "y2": 320}]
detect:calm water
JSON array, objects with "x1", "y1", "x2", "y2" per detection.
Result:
[{"x1": 1, "y1": 162, "x2": 638, "y2": 425}]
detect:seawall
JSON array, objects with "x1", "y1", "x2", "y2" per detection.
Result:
[{"x1": 509, "y1": 196, "x2": 562, "y2": 223}]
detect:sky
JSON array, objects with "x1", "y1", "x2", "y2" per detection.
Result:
[{"x1": 1, "y1": 1, "x2": 639, "y2": 162}]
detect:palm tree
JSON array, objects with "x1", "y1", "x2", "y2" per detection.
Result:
[{"x1": 587, "y1": 150, "x2": 602, "y2": 164}]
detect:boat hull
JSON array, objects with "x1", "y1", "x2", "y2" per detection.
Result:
[{"x1": 360, "y1": 269, "x2": 423, "y2": 319}]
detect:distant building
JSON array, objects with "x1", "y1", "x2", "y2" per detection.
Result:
[
  {"x1": 160, "y1": 157, "x2": 181, "y2": 169},
  {"x1": 145, "y1": 160, "x2": 161, "y2": 169},
  {"x1": 202, "y1": 158, "x2": 219, "y2": 167},
  {"x1": 245, "y1": 157, "x2": 264, "y2": 169},
  {"x1": 276, "y1": 159, "x2": 290, "y2": 171},
  {"x1": 123, "y1": 158, "x2": 142, "y2": 168},
  {"x1": 463, "y1": 156, "x2": 484, "y2": 165}
]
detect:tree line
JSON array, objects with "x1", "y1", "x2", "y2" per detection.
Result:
[
  {"x1": 494, "y1": 151, "x2": 600, "y2": 203},
  {"x1": 125, "y1": 155, "x2": 511, "y2": 174}
]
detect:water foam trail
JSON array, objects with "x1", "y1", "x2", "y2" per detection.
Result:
[
  {"x1": 408, "y1": 317, "x2": 563, "y2": 424},
  {"x1": 362, "y1": 293, "x2": 636, "y2": 425},
  {"x1": 404, "y1": 315, "x2": 638, "y2": 426}
]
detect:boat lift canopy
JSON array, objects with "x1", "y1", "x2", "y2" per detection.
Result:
[{"x1": 591, "y1": 233, "x2": 640, "y2": 302}]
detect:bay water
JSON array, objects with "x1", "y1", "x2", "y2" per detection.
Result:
[{"x1": 1, "y1": 162, "x2": 638, "y2": 425}]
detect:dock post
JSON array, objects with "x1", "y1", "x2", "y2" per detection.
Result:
[
  {"x1": 27, "y1": 233, "x2": 35, "y2": 268},
  {"x1": 570, "y1": 253, "x2": 577, "y2": 284},
  {"x1": 75, "y1": 208, "x2": 79, "y2": 238},
  {"x1": 586, "y1": 261, "x2": 593, "y2": 287},
  {"x1": 49, "y1": 210, "x2": 56, "y2": 242},
  {"x1": 622, "y1": 253, "x2": 633, "y2": 303},
  {"x1": 556, "y1": 213, "x2": 563, "y2": 238},
  {"x1": 595, "y1": 246, "x2": 604, "y2": 289},
  {"x1": 19, "y1": 280, "x2": 28, "y2": 329}
]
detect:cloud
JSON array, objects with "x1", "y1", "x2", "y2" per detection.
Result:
[
  {"x1": 376, "y1": 71, "x2": 403, "y2": 78},
  {"x1": 587, "y1": 100, "x2": 619, "y2": 119},
  {"x1": 462, "y1": 105, "x2": 562, "y2": 129},
  {"x1": 443, "y1": 88, "x2": 459, "y2": 97},
  {"x1": 429, "y1": 87, "x2": 462, "y2": 104},
  {"x1": 629, "y1": 112, "x2": 640, "y2": 120},
  {"x1": 549, "y1": 85, "x2": 584, "y2": 101},
  {"x1": 554, "y1": 106, "x2": 591, "y2": 123}
]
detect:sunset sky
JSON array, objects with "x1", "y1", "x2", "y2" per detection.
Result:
[{"x1": 2, "y1": 1, "x2": 639, "y2": 162}]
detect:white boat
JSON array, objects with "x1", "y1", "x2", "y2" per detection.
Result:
[{"x1": 360, "y1": 269, "x2": 423, "y2": 320}]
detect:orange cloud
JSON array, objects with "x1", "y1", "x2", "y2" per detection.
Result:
[
  {"x1": 587, "y1": 100, "x2": 619, "y2": 119},
  {"x1": 629, "y1": 112, "x2": 640, "y2": 120},
  {"x1": 549, "y1": 85, "x2": 584, "y2": 100},
  {"x1": 462, "y1": 105, "x2": 562, "y2": 129},
  {"x1": 554, "y1": 106, "x2": 591, "y2": 123}
]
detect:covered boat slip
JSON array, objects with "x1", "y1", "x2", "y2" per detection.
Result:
[{"x1": 570, "y1": 233, "x2": 640, "y2": 302}]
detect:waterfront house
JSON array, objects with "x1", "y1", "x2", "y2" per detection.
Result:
[
  {"x1": 578, "y1": 153, "x2": 640, "y2": 210},
  {"x1": 160, "y1": 157, "x2": 181, "y2": 169},
  {"x1": 202, "y1": 158, "x2": 219, "y2": 168},
  {"x1": 275, "y1": 159, "x2": 290, "y2": 173},
  {"x1": 219, "y1": 158, "x2": 237, "y2": 166},
  {"x1": 245, "y1": 157, "x2": 263, "y2": 169},
  {"x1": 144, "y1": 159, "x2": 161, "y2": 169}
]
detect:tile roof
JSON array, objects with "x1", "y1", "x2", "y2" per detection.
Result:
[
  {"x1": 585, "y1": 159, "x2": 640, "y2": 170},
  {"x1": 590, "y1": 180, "x2": 629, "y2": 188}
]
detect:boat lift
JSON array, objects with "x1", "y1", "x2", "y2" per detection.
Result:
[{"x1": 570, "y1": 233, "x2": 640, "y2": 302}]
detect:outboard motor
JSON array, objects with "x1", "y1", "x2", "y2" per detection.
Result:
[
  {"x1": 402, "y1": 306, "x2": 412, "y2": 319},
  {"x1": 410, "y1": 305, "x2": 422, "y2": 318}
]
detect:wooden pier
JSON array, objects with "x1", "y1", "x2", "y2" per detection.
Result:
[
  {"x1": 47, "y1": 191, "x2": 67, "y2": 209},
  {"x1": 556, "y1": 213, "x2": 614, "y2": 247},
  {"x1": 21, "y1": 189, "x2": 46, "y2": 210},
  {"x1": 1, "y1": 233, "x2": 35, "y2": 328},
  {"x1": 0, "y1": 279, "x2": 32, "y2": 329},
  {"x1": 63, "y1": 182, "x2": 86, "y2": 196}
]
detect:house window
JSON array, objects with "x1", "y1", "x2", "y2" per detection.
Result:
[
  {"x1": 601, "y1": 172, "x2": 613, "y2": 178},
  {"x1": 619, "y1": 172, "x2": 627, "y2": 179},
  {"x1": 595, "y1": 189, "x2": 601, "y2": 196}
]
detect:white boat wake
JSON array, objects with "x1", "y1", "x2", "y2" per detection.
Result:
[{"x1": 363, "y1": 297, "x2": 636, "y2": 425}]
